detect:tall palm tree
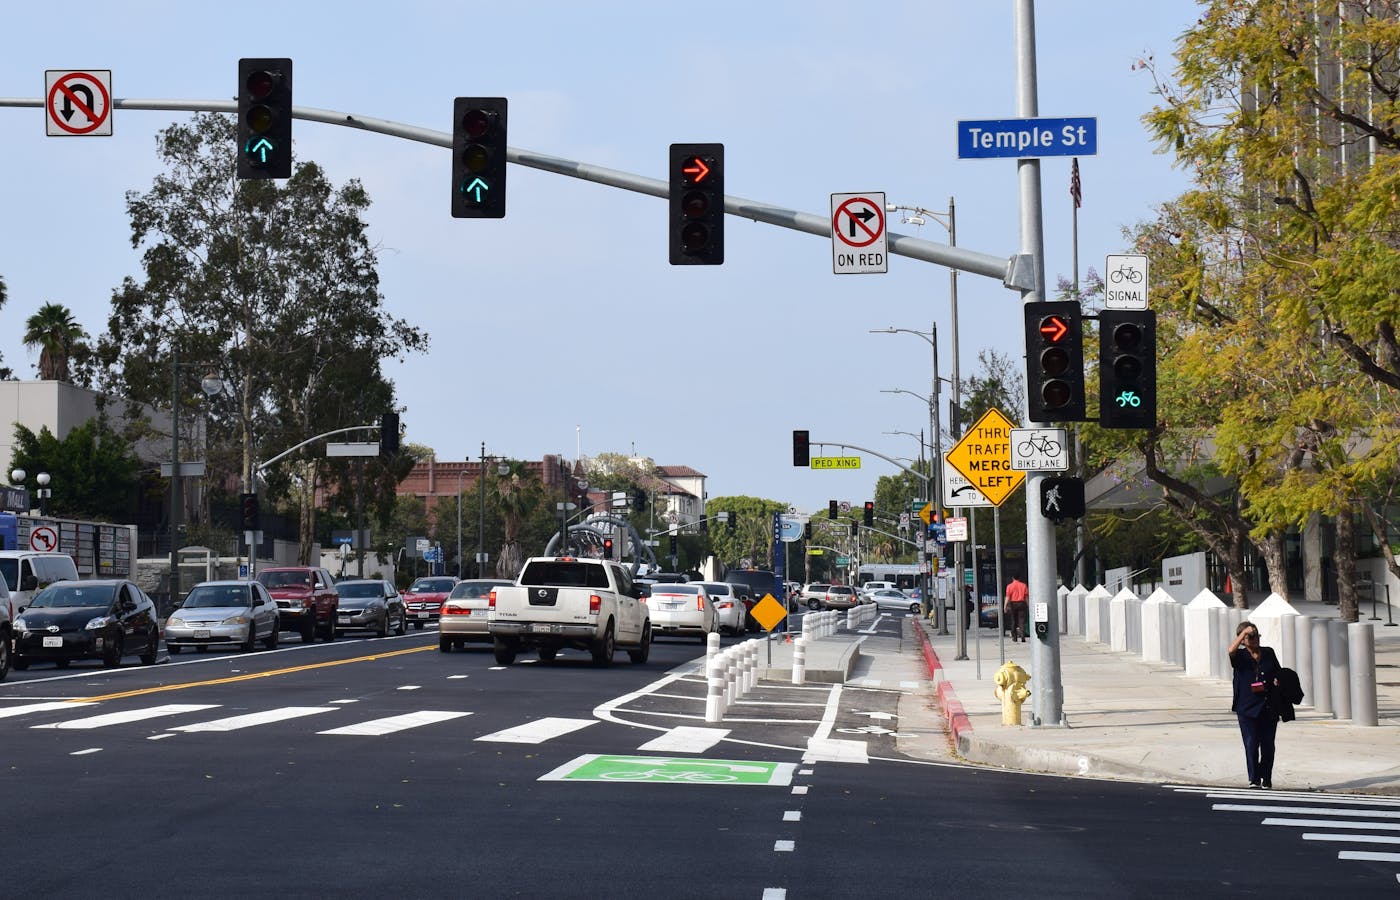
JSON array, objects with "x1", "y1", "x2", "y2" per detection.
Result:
[
  {"x1": 23, "y1": 302, "x2": 85, "y2": 382},
  {"x1": 494, "y1": 461, "x2": 541, "y2": 579}
]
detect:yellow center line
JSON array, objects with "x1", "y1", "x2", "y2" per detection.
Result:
[{"x1": 78, "y1": 645, "x2": 436, "y2": 702}]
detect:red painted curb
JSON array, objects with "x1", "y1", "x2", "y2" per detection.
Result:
[{"x1": 916, "y1": 622, "x2": 971, "y2": 743}]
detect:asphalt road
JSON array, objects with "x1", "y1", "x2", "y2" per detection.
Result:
[{"x1": 2, "y1": 626, "x2": 1395, "y2": 898}]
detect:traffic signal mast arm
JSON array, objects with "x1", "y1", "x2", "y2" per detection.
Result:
[
  {"x1": 255, "y1": 424, "x2": 380, "y2": 478},
  {"x1": 0, "y1": 96, "x2": 1022, "y2": 285},
  {"x1": 807, "y1": 440, "x2": 931, "y2": 487}
]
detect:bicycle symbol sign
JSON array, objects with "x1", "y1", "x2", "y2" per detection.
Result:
[
  {"x1": 1010, "y1": 428, "x2": 1070, "y2": 472},
  {"x1": 1104, "y1": 253, "x2": 1149, "y2": 310}
]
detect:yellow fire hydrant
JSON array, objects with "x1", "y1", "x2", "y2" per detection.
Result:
[{"x1": 994, "y1": 660, "x2": 1032, "y2": 726}]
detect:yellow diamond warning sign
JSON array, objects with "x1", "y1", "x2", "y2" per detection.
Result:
[
  {"x1": 944, "y1": 408, "x2": 1025, "y2": 506},
  {"x1": 750, "y1": 594, "x2": 789, "y2": 632}
]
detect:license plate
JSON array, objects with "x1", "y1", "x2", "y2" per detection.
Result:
[
  {"x1": 415, "y1": 611, "x2": 429, "y2": 618},
  {"x1": 193, "y1": 629, "x2": 211, "y2": 639},
  {"x1": 530, "y1": 623, "x2": 552, "y2": 633},
  {"x1": 663, "y1": 600, "x2": 684, "y2": 609},
  {"x1": 42, "y1": 636, "x2": 63, "y2": 648}
]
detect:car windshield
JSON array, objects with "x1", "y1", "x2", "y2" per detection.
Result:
[
  {"x1": 258, "y1": 571, "x2": 313, "y2": 589},
  {"x1": 410, "y1": 579, "x2": 455, "y2": 592},
  {"x1": 183, "y1": 585, "x2": 250, "y2": 608},
  {"x1": 450, "y1": 582, "x2": 506, "y2": 599},
  {"x1": 337, "y1": 582, "x2": 384, "y2": 599},
  {"x1": 830, "y1": 587, "x2": 853, "y2": 594},
  {"x1": 30, "y1": 584, "x2": 115, "y2": 609}
]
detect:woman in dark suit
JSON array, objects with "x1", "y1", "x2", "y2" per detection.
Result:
[{"x1": 1228, "y1": 620, "x2": 1281, "y2": 789}]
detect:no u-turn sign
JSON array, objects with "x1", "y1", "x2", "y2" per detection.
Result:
[{"x1": 830, "y1": 192, "x2": 887, "y2": 274}]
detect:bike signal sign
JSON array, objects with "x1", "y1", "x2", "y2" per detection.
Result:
[
  {"x1": 1010, "y1": 428, "x2": 1069, "y2": 471},
  {"x1": 1105, "y1": 254, "x2": 1148, "y2": 309},
  {"x1": 944, "y1": 408, "x2": 1024, "y2": 507}
]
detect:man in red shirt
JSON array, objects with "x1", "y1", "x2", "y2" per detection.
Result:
[{"x1": 1003, "y1": 576, "x2": 1029, "y2": 642}]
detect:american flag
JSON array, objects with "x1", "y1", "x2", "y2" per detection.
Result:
[{"x1": 1070, "y1": 157, "x2": 1082, "y2": 209}]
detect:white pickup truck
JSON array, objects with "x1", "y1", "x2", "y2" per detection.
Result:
[{"x1": 488, "y1": 556, "x2": 651, "y2": 666}]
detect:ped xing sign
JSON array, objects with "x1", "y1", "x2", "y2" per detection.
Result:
[
  {"x1": 811, "y1": 456, "x2": 861, "y2": 470},
  {"x1": 958, "y1": 117, "x2": 1096, "y2": 159}
]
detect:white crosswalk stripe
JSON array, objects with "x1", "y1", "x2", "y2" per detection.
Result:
[
  {"x1": 319, "y1": 710, "x2": 471, "y2": 736},
  {"x1": 1174, "y1": 785, "x2": 1400, "y2": 886},
  {"x1": 32, "y1": 704, "x2": 219, "y2": 729},
  {"x1": 0, "y1": 701, "x2": 95, "y2": 719},
  {"x1": 474, "y1": 717, "x2": 596, "y2": 744},
  {"x1": 170, "y1": 707, "x2": 338, "y2": 733}
]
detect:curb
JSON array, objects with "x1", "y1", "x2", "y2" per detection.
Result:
[{"x1": 913, "y1": 621, "x2": 973, "y2": 749}]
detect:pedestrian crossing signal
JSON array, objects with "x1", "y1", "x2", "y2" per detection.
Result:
[{"x1": 1039, "y1": 477, "x2": 1084, "y2": 521}]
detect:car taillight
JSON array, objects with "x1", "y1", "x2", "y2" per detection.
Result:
[
  {"x1": 442, "y1": 605, "x2": 467, "y2": 616},
  {"x1": 488, "y1": 591, "x2": 496, "y2": 608},
  {"x1": 589, "y1": 594, "x2": 602, "y2": 614},
  {"x1": 696, "y1": 596, "x2": 705, "y2": 611}
]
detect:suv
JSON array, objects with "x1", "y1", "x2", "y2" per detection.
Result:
[
  {"x1": 801, "y1": 583, "x2": 831, "y2": 610},
  {"x1": 257, "y1": 567, "x2": 339, "y2": 643},
  {"x1": 822, "y1": 585, "x2": 858, "y2": 610}
]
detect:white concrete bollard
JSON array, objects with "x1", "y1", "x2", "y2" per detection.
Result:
[
  {"x1": 705, "y1": 655, "x2": 725, "y2": 723},
  {"x1": 1311, "y1": 618, "x2": 1332, "y2": 716},
  {"x1": 1185, "y1": 590, "x2": 1226, "y2": 678},
  {"x1": 1328, "y1": 620, "x2": 1351, "y2": 720},
  {"x1": 1109, "y1": 589, "x2": 1132, "y2": 652},
  {"x1": 792, "y1": 635, "x2": 807, "y2": 685},
  {"x1": 725, "y1": 649, "x2": 739, "y2": 708},
  {"x1": 1292, "y1": 615, "x2": 1312, "y2": 706},
  {"x1": 706, "y1": 630, "x2": 720, "y2": 670},
  {"x1": 1348, "y1": 623, "x2": 1378, "y2": 727}
]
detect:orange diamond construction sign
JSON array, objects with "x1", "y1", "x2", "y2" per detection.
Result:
[{"x1": 944, "y1": 408, "x2": 1025, "y2": 506}]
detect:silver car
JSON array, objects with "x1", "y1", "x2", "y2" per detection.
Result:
[
  {"x1": 335, "y1": 579, "x2": 408, "y2": 638},
  {"x1": 646, "y1": 583, "x2": 718, "y2": 643},
  {"x1": 166, "y1": 580, "x2": 279, "y2": 654},
  {"x1": 868, "y1": 588, "x2": 920, "y2": 614},
  {"x1": 439, "y1": 579, "x2": 513, "y2": 651}
]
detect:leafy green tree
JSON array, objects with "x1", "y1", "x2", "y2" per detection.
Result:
[
  {"x1": 23, "y1": 302, "x2": 85, "y2": 383},
  {"x1": 1116, "y1": 1, "x2": 1400, "y2": 617},
  {"x1": 9, "y1": 419, "x2": 141, "y2": 521},
  {"x1": 96, "y1": 113, "x2": 427, "y2": 564},
  {"x1": 705, "y1": 495, "x2": 789, "y2": 570}
]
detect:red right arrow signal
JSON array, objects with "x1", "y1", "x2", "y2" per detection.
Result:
[
  {"x1": 682, "y1": 157, "x2": 710, "y2": 183},
  {"x1": 1039, "y1": 315, "x2": 1069, "y2": 342}
]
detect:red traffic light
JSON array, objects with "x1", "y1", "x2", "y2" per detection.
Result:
[
  {"x1": 1038, "y1": 315, "x2": 1070, "y2": 343},
  {"x1": 681, "y1": 157, "x2": 711, "y2": 184}
]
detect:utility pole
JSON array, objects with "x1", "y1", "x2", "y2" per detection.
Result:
[{"x1": 1016, "y1": 0, "x2": 1064, "y2": 726}]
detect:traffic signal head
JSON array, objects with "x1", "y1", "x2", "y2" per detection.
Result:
[
  {"x1": 1024, "y1": 300, "x2": 1086, "y2": 423},
  {"x1": 237, "y1": 58, "x2": 292, "y2": 180},
  {"x1": 603, "y1": 538, "x2": 614, "y2": 559},
  {"x1": 452, "y1": 98, "x2": 507, "y2": 218},
  {"x1": 863, "y1": 501, "x2": 874, "y2": 526},
  {"x1": 792, "y1": 430, "x2": 810, "y2": 467},
  {"x1": 1099, "y1": 310, "x2": 1157, "y2": 429},
  {"x1": 669, "y1": 143, "x2": 724, "y2": 265},
  {"x1": 803, "y1": 521, "x2": 812, "y2": 540},
  {"x1": 828, "y1": 500, "x2": 838, "y2": 519},
  {"x1": 632, "y1": 488, "x2": 646, "y2": 512},
  {"x1": 727, "y1": 512, "x2": 736, "y2": 531},
  {"x1": 240, "y1": 492, "x2": 260, "y2": 531},
  {"x1": 669, "y1": 534, "x2": 678, "y2": 554},
  {"x1": 379, "y1": 412, "x2": 400, "y2": 456},
  {"x1": 850, "y1": 521, "x2": 858, "y2": 537}
]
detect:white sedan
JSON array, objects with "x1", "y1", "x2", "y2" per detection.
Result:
[{"x1": 868, "y1": 588, "x2": 920, "y2": 614}]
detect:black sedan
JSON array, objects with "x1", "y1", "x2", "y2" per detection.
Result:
[
  {"x1": 13, "y1": 580, "x2": 160, "y2": 670},
  {"x1": 334, "y1": 579, "x2": 408, "y2": 637}
]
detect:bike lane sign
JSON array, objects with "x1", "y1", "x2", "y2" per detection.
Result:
[
  {"x1": 539, "y1": 754, "x2": 796, "y2": 786},
  {"x1": 1010, "y1": 428, "x2": 1069, "y2": 471},
  {"x1": 1105, "y1": 253, "x2": 1148, "y2": 309}
]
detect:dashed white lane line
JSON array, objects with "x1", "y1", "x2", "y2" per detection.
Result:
[
  {"x1": 783, "y1": 811, "x2": 801, "y2": 822},
  {"x1": 397, "y1": 685, "x2": 421, "y2": 691},
  {"x1": 331, "y1": 699, "x2": 358, "y2": 704},
  {"x1": 0, "y1": 701, "x2": 96, "y2": 719},
  {"x1": 71, "y1": 748, "x2": 102, "y2": 755},
  {"x1": 791, "y1": 785, "x2": 809, "y2": 795},
  {"x1": 762, "y1": 890, "x2": 787, "y2": 900},
  {"x1": 448, "y1": 675, "x2": 469, "y2": 680},
  {"x1": 773, "y1": 840, "x2": 795, "y2": 852}
]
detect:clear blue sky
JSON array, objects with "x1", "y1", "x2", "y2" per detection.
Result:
[{"x1": 0, "y1": 1, "x2": 1201, "y2": 513}]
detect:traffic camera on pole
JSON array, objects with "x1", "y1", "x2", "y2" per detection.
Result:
[
  {"x1": 1099, "y1": 310, "x2": 1157, "y2": 429},
  {"x1": 237, "y1": 58, "x2": 293, "y2": 179},
  {"x1": 669, "y1": 143, "x2": 724, "y2": 265},
  {"x1": 1024, "y1": 300, "x2": 1086, "y2": 423},
  {"x1": 452, "y1": 98, "x2": 507, "y2": 218}
]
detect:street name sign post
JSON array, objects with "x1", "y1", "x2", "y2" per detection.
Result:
[{"x1": 956, "y1": 117, "x2": 1096, "y2": 159}]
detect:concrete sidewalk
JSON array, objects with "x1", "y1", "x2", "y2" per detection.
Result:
[{"x1": 760, "y1": 612, "x2": 1400, "y2": 794}]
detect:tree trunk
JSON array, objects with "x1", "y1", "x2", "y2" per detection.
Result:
[
  {"x1": 1334, "y1": 507, "x2": 1358, "y2": 623},
  {"x1": 1257, "y1": 531, "x2": 1288, "y2": 600}
]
